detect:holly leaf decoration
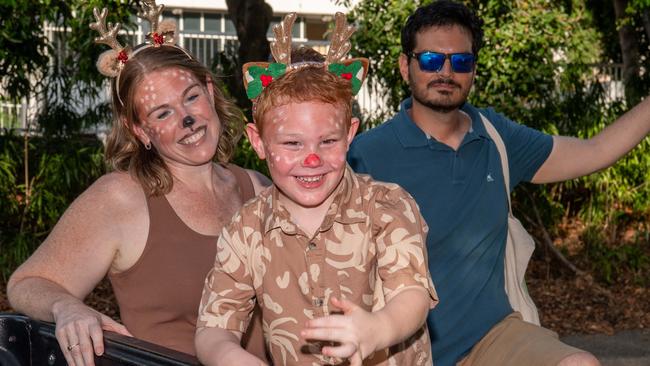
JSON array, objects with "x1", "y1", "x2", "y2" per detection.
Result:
[
  {"x1": 328, "y1": 60, "x2": 364, "y2": 95},
  {"x1": 246, "y1": 63, "x2": 287, "y2": 99}
]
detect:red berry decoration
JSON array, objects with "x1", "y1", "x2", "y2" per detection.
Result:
[
  {"x1": 117, "y1": 50, "x2": 129, "y2": 64},
  {"x1": 152, "y1": 32, "x2": 164, "y2": 45},
  {"x1": 341, "y1": 72, "x2": 353, "y2": 80},
  {"x1": 261, "y1": 74, "x2": 273, "y2": 87}
]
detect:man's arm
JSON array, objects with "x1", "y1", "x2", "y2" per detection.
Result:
[{"x1": 532, "y1": 97, "x2": 650, "y2": 183}]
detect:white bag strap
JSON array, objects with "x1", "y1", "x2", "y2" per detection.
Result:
[{"x1": 478, "y1": 113, "x2": 512, "y2": 213}]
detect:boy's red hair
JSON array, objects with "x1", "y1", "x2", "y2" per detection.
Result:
[{"x1": 253, "y1": 65, "x2": 353, "y2": 135}]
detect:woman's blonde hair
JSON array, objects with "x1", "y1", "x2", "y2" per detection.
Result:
[{"x1": 105, "y1": 46, "x2": 242, "y2": 196}]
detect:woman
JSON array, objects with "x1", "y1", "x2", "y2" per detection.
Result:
[{"x1": 7, "y1": 43, "x2": 270, "y2": 365}]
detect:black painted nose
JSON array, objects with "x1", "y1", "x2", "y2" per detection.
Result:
[{"x1": 182, "y1": 115, "x2": 195, "y2": 128}]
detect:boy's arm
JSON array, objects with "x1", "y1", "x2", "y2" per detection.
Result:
[
  {"x1": 195, "y1": 219, "x2": 260, "y2": 365},
  {"x1": 196, "y1": 327, "x2": 266, "y2": 366},
  {"x1": 301, "y1": 289, "x2": 429, "y2": 365},
  {"x1": 532, "y1": 97, "x2": 650, "y2": 183}
]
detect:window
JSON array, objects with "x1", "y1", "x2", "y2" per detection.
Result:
[
  {"x1": 139, "y1": 16, "x2": 150, "y2": 35},
  {"x1": 184, "y1": 12, "x2": 201, "y2": 31},
  {"x1": 204, "y1": 13, "x2": 220, "y2": 33},
  {"x1": 224, "y1": 15, "x2": 236, "y2": 35},
  {"x1": 162, "y1": 11, "x2": 179, "y2": 22},
  {"x1": 305, "y1": 19, "x2": 328, "y2": 41}
]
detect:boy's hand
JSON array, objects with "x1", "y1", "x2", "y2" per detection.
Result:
[{"x1": 301, "y1": 297, "x2": 385, "y2": 366}]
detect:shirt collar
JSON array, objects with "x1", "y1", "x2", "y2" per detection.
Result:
[
  {"x1": 263, "y1": 165, "x2": 365, "y2": 236},
  {"x1": 393, "y1": 98, "x2": 489, "y2": 148}
]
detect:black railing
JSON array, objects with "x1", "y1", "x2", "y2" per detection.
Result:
[{"x1": 0, "y1": 314, "x2": 200, "y2": 366}]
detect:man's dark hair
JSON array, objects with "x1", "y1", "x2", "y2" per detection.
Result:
[{"x1": 401, "y1": 0, "x2": 484, "y2": 57}]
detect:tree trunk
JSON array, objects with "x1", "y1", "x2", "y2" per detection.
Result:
[
  {"x1": 642, "y1": 9, "x2": 650, "y2": 44},
  {"x1": 225, "y1": 0, "x2": 273, "y2": 111},
  {"x1": 612, "y1": 0, "x2": 641, "y2": 105}
]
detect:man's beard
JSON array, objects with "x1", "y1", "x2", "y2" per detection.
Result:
[{"x1": 409, "y1": 75, "x2": 469, "y2": 113}]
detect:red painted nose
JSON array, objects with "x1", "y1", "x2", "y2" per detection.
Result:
[{"x1": 303, "y1": 153, "x2": 321, "y2": 167}]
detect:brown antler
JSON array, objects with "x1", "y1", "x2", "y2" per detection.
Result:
[
  {"x1": 325, "y1": 12, "x2": 356, "y2": 64},
  {"x1": 270, "y1": 13, "x2": 297, "y2": 65},
  {"x1": 90, "y1": 7, "x2": 125, "y2": 51},
  {"x1": 138, "y1": 0, "x2": 165, "y2": 34}
]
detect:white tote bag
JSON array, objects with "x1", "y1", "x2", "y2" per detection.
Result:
[{"x1": 480, "y1": 113, "x2": 541, "y2": 325}]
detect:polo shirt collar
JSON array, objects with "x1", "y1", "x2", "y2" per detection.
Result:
[
  {"x1": 460, "y1": 103, "x2": 490, "y2": 140},
  {"x1": 393, "y1": 98, "x2": 430, "y2": 148},
  {"x1": 263, "y1": 164, "x2": 365, "y2": 236},
  {"x1": 393, "y1": 98, "x2": 490, "y2": 148}
]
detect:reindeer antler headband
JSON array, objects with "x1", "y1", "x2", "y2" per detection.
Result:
[
  {"x1": 90, "y1": 0, "x2": 191, "y2": 105},
  {"x1": 242, "y1": 12, "x2": 369, "y2": 100}
]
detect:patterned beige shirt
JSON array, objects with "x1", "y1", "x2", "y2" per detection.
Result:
[{"x1": 198, "y1": 166, "x2": 438, "y2": 366}]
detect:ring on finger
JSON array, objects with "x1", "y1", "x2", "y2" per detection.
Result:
[{"x1": 67, "y1": 343, "x2": 80, "y2": 351}]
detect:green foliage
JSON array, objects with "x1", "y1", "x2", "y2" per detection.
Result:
[
  {"x1": 582, "y1": 225, "x2": 650, "y2": 284},
  {"x1": 471, "y1": 1, "x2": 601, "y2": 128},
  {"x1": 1, "y1": 0, "x2": 137, "y2": 134},
  {"x1": 231, "y1": 137, "x2": 269, "y2": 177},
  {"x1": 587, "y1": 0, "x2": 650, "y2": 105},
  {"x1": 0, "y1": 0, "x2": 61, "y2": 102},
  {"x1": 0, "y1": 134, "x2": 105, "y2": 280},
  {"x1": 347, "y1": 0, "x2": 418, "y2": 115}
]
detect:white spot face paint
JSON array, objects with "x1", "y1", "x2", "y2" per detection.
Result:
[{"x1": 131, "y1": 67, "x2": 221, "y2": 167}]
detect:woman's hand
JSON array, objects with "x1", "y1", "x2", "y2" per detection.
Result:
[
  {"x1": 301, "y1": 297, "x2": 383, "y2": 366},
  {"x1": 53, "y1": 298, "x2": 132, "y2": 366}
]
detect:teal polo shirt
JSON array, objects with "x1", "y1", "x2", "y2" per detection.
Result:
[{"x1": 348, "y1": 98, "x2": 553, "y2": 366}]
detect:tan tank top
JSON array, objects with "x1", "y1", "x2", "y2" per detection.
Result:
[{"x1": 108, "y1": 164, "x2": 255, "y2": 356}]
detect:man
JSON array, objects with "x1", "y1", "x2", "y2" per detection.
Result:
[{"x1": 347, "y1": 1, "x2": 649, "y2": 365}]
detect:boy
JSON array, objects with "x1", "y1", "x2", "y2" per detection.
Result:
[{"x1": 196, "y1": 13, "x2": 437, "y2": 366}]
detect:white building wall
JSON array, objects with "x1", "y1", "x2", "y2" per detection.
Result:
[{"x1": 163, "y1": 0, "x2": 352, "y2": 15}]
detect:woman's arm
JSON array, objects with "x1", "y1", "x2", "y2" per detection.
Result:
[{"x1": 7, "y1": 173, "x2": 142, "y2": 366}]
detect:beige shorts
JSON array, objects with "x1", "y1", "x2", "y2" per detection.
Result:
[{"x1": 457, "y1": 312, "x2": 584, "y2": 366}]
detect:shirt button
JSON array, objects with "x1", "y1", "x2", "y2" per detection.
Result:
[
  {"x1": 313, "y1": 298, "x2": 323, "y2": 307},
  {"x1": 307, "y1": 242, "x2": 317, "y2": 251}
]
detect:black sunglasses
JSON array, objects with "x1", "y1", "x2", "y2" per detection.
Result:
[{"x1": 408, "y1": 51, "x2": 476, "y2": 73}]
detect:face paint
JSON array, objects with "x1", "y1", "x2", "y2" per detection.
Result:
[
  {"x1": 303, "y1": 153, "x2": 321, "y2": 167},
  {"x1": 182, "y1": 115, "x2": 196, "y2": 129},
  {"x1": 132, "y1": 67, "x2": 222, "y2": 169},
  {"x1": 259, "y1": 101, "x2": 351, "y2": 211}
]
